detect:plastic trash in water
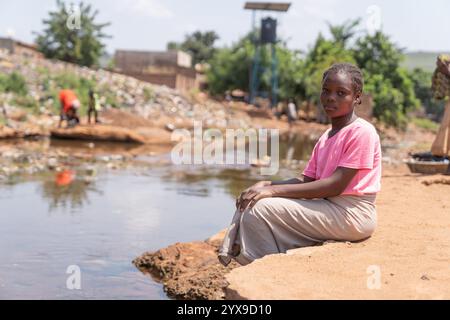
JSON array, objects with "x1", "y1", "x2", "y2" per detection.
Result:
[{"x1": 55, "y1": 169, "x2": 75, "y2": 186}]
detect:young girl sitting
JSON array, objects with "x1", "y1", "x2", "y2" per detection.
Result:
[{"x1": 219, "y1": 63, "x2": 382, "y2": 266}]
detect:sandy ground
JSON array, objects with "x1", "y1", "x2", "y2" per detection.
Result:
[{"x1": 225, "y1": 166, "x2": 450, "y2": 299}]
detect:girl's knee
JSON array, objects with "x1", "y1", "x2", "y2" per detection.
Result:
[
  {"x1": 347, "y1": 220, "x2": 377, "y2": 241},
  {"x1": 241, "y1": 198, "x2": 275, "y2": 227},
  {"x1": 249, "y1": 198, "x2": 274, "y2": 217}
]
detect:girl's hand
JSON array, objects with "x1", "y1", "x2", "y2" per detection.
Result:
[
  {"x1": 236, "y1": 181, "x2": 271, "y2": 210},
  {"x1": 237, "y1": 186, "x2": 274, "y2": 212}
]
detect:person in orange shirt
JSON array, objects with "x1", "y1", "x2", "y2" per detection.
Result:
[{"x1": 58, "y1": 89, "x2": 81, "y2": 128}]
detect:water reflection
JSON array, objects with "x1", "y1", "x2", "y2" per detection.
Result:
[
  {"x1": 49, "y1": 139, "x2": 172, "y2": 156},
  {"x1": 162, "y1": 167, "x2": 261, "y2": 199},
  {"x1": 279, "y1": 131, "x2": 316, "y2": 162},
  {"x1": 39, "y1": 170, "x2": 102, "y2": 212},
  {"x1": 0, "y1": 132, "x2": 318, "y2": 299},
  {"x1": 160, "y1": 132, "x2": 316, "y2": 199}
]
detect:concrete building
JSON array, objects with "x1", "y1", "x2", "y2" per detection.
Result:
[
  {"x1": 0, "y1": 38, "x2": 44, "y2": 59},
  {"x1": 114, "y1": 50, "x2": 198, "y2": 92}
]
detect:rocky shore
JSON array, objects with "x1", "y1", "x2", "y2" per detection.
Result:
[{"x1": 133, "y1": 230, "x2": 239, "y2": 300}]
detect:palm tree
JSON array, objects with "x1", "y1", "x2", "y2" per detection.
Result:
[{"x1": 327, "y1": 18, "x2": 362, "y2": 48}]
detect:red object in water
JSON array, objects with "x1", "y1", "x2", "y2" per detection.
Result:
[{"x1": 56, "y1": 170, "x2": 75, "y2": 186}]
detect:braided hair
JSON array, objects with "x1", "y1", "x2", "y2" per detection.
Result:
[{"x1": 322, "y1": 63, "x2": 364, "y2": 104}]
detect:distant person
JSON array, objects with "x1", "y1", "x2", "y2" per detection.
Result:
[
  {"x1": 1, "y1": 97, "x2": 9, "y2": 127},
  {"x1": 58, "y1": 89, "x2": 80, "y2": 128},
  {"x1": 88, "y1": 89, "x2": 101, "y2": 124},
  {"x1": 287, "y1": 98, "x2": 298, "y2": 127},
  {"x1": 225, "y1": 91, "x2": 232, "y2": 103},
  {"x1": 274, "y1": 101, "x2": 283, "y2": 120}
]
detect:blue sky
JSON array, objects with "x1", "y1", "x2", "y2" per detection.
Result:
[{"x1": 1, "y1": 0, "x2": 449, "y2": 53}]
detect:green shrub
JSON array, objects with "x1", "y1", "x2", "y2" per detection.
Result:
[
  {"x1": 0, "y1": 72, "x2": 28, "y2": 96},
  {"x1": 411, "y1": 117, "x2": 439, "y2": 132},
  {"x1": 143, "y1": 86, "x2": 154, "y2": 102},
  {"x1": 11, "y1": 96, "x2": 40, "y2": 113}
]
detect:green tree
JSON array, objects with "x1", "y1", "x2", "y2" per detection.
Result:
[
  {"x1": 207, "y1": 20, "x2": 422, "y2": 129},
  {"x1": 207, "y1": 32, "x2": 260, "y2": 95},
  {"x1": 35, "y1": 0, "x2": 111, "y2": 67},
  {"x1": 327, "y1": 18, "x2": 361, "y2": 48},
  {"x1": 353, "y1": 31, "x2": 419, "y2": 128},
  {"x1": 168, "y1": 31, "x2": 219, "y2": 65},
  {"x1": 409, "y1": 68, "x2": 446, "y2": 121},
  {"x1": 276, "y1": 48, "x2": 305, "y2": 101},
  {"x1": 278, "y1": 20, "x2": 361, "y2": 106},
  {"x1": 302, "y1": 34, "x2": 356, "y2": 103},
  {"x1": 0, "y1": 72, "x2": 28, "y2": 96},
  {"x1": 207, "y1": 32, "x2": 303, "y2": 100}
]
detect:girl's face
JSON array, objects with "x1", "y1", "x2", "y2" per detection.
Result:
[{"x1": 320, "y1": 71, "x2": 360, "y2": 118}]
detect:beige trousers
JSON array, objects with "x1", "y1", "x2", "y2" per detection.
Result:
[{"x1": 219, "y1": 194, "x2": 377, "y2": 266}]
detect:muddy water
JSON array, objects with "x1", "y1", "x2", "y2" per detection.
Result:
[{"x1": 0, "y1": 135, "x2": 315, "y2": 300}]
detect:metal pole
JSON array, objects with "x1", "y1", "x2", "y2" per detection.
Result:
[
  {"x1": 252, "y1": 10, "x2": 256, "y2": 36},
  {"x1": 249, "y1": 10, "x2": 256, "y2": 104},
  {"x1": 250, "y1": 45, "x2": 260, "y2": 105},
  {"x1": 271, "y1": 43, "x2": 278, "y2": 108}
]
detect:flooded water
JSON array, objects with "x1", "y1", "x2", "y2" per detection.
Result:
[{"x1": 0, "y1": 134, "x2": 315, "y2": 300}]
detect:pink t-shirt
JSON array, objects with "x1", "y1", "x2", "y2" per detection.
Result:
[{"x1": 303, "y1": 117, "x2": 382, "y2": 195}]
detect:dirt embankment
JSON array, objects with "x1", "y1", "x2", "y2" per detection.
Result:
[{"x1": 133, "y1": 230, "x2": 239, "y2": 300}]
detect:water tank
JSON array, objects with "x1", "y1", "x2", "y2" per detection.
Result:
[{"x1": 261, "y1": 17, "x2": 277, "y2": 44}]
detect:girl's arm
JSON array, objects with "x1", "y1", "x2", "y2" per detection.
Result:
[
  {"x1": 250, "y1": 175, "x2": 315, "y2": 188},
  {"x1": 270, "y1": 175, "x2": 316, "y2": 185},
  {"x1": 238, "y1": 167, "x2": 358, "y2": 211},
  {"x1": 270, "y1": 167, "x2": 357, "y2": 199},
  {"x1": 236, "y1": 175, "x2": 314, "y2": 210}
]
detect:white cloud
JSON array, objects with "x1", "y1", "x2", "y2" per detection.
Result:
[
  {"x1": 287, "y1": 0, "x2": 338, "y2": 21},
  {"x1": 118, "y1": 0, "x2": 174, "y2": 19},
  {"x1": 302, "y1": 0, "x2": 338, "y2": 21},
  {"x1": 282, "y1": 0, "x2": 340, "y2": 49},
  {"x1": 185, "y1": 23, "x2": 198, "y2": 33},
  {"x1": 287, "y1": 8, "x2": 301, "y2": 18}
]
